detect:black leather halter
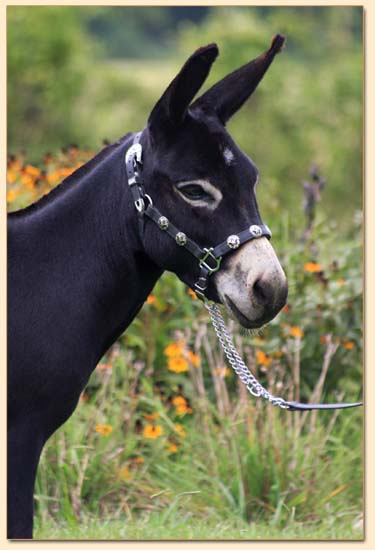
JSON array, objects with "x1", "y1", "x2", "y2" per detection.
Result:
[
  {"x1": 125, "y1": 133, "x2": 362, "y2": 412},
  {"x1": 125, "y1": 132, "x2": 271, "y2": 300}
]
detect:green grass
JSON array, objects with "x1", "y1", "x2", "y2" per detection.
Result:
[{"x1": 34, "y1": 510, "x2": 363, "y2": 540}]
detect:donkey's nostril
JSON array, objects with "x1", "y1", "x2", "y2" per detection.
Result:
[{"x1": 252, "y1": 278, "x2": 272, "y2": 306}]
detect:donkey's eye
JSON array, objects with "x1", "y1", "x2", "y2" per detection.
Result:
[
  {"x1": 178, "y1": 184, "x2": 210, "y2": 201},
  {"x1": 175, "y1": 180, "x2": 223, "y2": 210}
]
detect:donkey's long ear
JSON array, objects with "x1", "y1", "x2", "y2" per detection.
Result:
[
  {"x1": 192, "y1": 35, "x2": 286, "y2": 125},
  {"x1": 148, "y1": 44, "x2": 218, "y2": 136}
]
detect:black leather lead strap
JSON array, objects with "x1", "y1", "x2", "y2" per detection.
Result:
[
  {"x1": 285, "y1": 400, "x2": 363, "y2": 411},
  {"x1": 286, "y1": 401, "x2": 363, "y2": 411}
]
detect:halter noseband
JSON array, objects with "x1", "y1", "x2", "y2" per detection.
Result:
[{"x1": 125, "y1": 132, "x2": 362, "y2": 413}]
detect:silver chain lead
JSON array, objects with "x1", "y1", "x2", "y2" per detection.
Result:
[{"x1": 205, "y1": 303, "x2": 290, "y2": 409}]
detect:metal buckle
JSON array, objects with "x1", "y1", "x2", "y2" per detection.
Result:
[{"x1": 199, "y1": 248, "x2": 222, "y2": 274}]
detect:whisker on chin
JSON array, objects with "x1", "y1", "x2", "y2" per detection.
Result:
[{"x1": 238, "y1": 326, "x2": 266, "y2": 338}]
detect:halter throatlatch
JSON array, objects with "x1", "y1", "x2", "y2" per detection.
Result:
[{"x1": 125, "y1": 133, "x2": 363, "y2": 413}]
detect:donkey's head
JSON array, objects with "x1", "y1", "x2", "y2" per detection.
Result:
[{"x1": 139, "y1": 35, "x2": 288, "y2": 329}]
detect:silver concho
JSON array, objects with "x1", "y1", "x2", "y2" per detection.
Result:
[
  {"x1": 249, "y1": 224, "x2": 263, "y2": 237},
  {"x1": 227, "y1": 235, "x2": 240, "y2": 249},
  {"x1": 175, "y1": 232, "x2": 187, "y2": 246},
  {"x1": 158, "y1": 216, "x2": 169, "y2": 230}
]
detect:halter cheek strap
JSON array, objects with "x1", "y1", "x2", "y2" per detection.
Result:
[{"x1": 125, "y1": 132, "x2": 363, "y2": 413}]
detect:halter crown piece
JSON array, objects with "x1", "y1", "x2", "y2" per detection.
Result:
[{"x1": 125, "y1": 133, "x2": 363, "y2": 413}]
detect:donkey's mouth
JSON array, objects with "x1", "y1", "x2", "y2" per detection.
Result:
[{"x1": 224, "y1": 295, "x2": 265, "y2": 329}]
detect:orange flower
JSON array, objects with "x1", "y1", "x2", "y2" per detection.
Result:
[
  {"x1": 342, "y1": 339, "x2": 355, "y2": 350},
  {"x1": 7, "y1": 169, "x2": 17, "y2": 183},
  {"x1": 187, "y1": 350, "x2": 200, "y2": 367},
  {"x1": 60, "y1": 167, "x2": 75, "y2": 178},
  {"x1": 167, "y1": 356, "x2": 189, "y2": 373},
  {"x1": 97, "y1": 362, "x2": 112, "y2": 372},
  {"x1": 172, "y1": 396, "x2": 187, "y2": 407},
  {"x1": 146, "y1": 294, "x2": 157, "y2": 305},
  {"x1": 336, "y1": 278, "x2": 345, "y2": 286},
  {"x1": 172, "y1": 396, "x2": 193, "y2": 415},
  {"x1": 167, "y1": 442, "x2": 178, "y2": 454},
  {"x1": 143, "y1": 424, "x2": 163, "y2": 439},
  {"x1": 24, "y1": 164, "x2": 40, "y2": 178},
  {"x1": 130, "y1": 456, "x2": 145, "y2": 464},
  {"x1": 187, "y1": 288, "x2": 198, "y2": 300},
  {"x1": 7, "y1": 190, "x2": 19, "y2": 203},
  {"x1": 289, "y1": 326, "x2": 304, "y2": 339},
  {"x1": 177, "y1": 405, "x2": 193, "y2": 415},
  {"x1": 173, "y1": 424, "x2": 186, "y2": 437},
  {"x1": 143, "y1": 411, "x2": 160, "y2": 422},
  {"x1": 255, "y1": 350, "x2": 272, "y2": 367},
  {"x1": 164, "y1": 341, "x2": 184, "y2": 358},
  {"x1": 20, "y1": 173, "x2": 35, "y2": 189},
  {"x1": 95, "y1": 424, "x2": 113, "y2": 436},
  {"x1": 304, "y1": 262, "x2": 323, "y2": 273},
  {"x1": 46, "y1": 171, "x2": 61, "y2": 185},
  {"x1": 118, "y1": 466, "x2": 133, "y2": 480}
]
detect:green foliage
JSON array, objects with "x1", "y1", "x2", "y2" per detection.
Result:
[
  {"x1": 7, "y1": 6, "x2": 97, "y2": 159},
  {"x1": 178, "y1": 6, "x2": 363, "y2": 227},
  {"x1": 83, "y1": 6, "x2": 209, "y2": 59},
  {"x1": 8, "y1": 6, "x2": 362, "y2": 227}
]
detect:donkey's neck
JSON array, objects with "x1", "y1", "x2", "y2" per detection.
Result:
[{"x1": 9, "y1": 134, "x2": 163, "y2": 365}]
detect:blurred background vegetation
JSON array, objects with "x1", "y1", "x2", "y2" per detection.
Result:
[
  {"x1": 7, "y1": 5, "x2": 363, "y2": 540},
  {"x1": 8, "y1": 5, "x2": 362, "y2": 229}
]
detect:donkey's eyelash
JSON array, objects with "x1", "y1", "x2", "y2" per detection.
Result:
[{"x1": 177, "y1": 184, "x2": 212, "y2": 201}]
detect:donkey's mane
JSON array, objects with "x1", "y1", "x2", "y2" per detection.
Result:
[{"x1": 8, "y1": 132, "x2": 133, "y2": 219}]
